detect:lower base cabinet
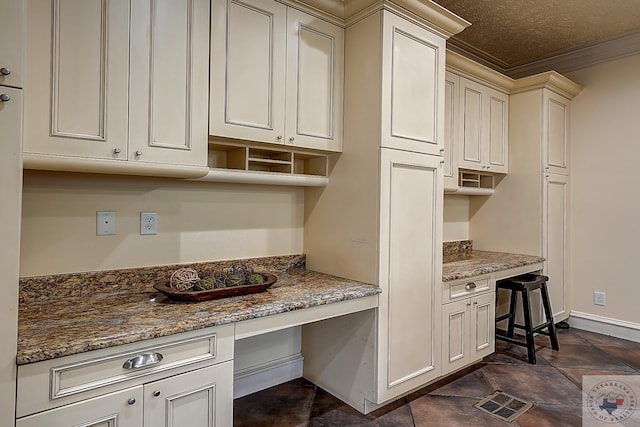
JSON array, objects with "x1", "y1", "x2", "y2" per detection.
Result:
[
  {"x1": 442, "y1": 280, "x2": 495, "y2": 376},
  {"x1": 16, "y1": 362, "x2": 233, "y2": 427}
]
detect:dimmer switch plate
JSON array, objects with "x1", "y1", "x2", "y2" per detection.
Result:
[
  {"x1": 97, "y1": 211, "x2": 116, "y2": 236},
  {"x1": 140, "y1": 212, "x2": 158, "y2": 235}
]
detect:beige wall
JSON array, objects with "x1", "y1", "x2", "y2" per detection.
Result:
[
  {"x1": 21, "y1": 171, "x2": 304, "y2": 276},
  {"x1": 443, "y1": 195, "x2": 470, "y2": 242},
  {"x1": 566, "y1": 54, "x2": 640, "y2": 325}
]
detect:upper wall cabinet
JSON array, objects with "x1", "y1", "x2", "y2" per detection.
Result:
[
  {"x1": 380, "y1": 12, "x2": 445, "y2": 156},
  {"x1": 457, "y1": 77, "x2": 508, "y2": 174},
  {"x1": 0, "y1": 0, "x2": 24, "y2": 88},
  {"x1": 543, "y1": 90, "x2": 570, "y2": 175},
  {"x1": 22, "y1": 0, "x2": 210, "y2": 178},
  {"x1": 210, "y1": 0, "x2": 344, "y2": 152}
]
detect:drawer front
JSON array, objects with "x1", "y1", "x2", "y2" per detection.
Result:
[
  {"x1": 17, "y1": 324, "x2": 234, "y2": 417},
  {"x1": 444, "y1": 276, "x2": 493, "y2": 303}
]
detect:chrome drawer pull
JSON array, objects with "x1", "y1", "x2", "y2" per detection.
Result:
[
  {"x1": 465, "y1": 282, "x2": 477, "y2": 291},
  {"x1": 123, "y1": 352, "x2": 163, "y2": 370}
]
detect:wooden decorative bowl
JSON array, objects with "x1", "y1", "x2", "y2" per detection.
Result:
[{"x1": 153, "y1": 273, "x2": 277, "y2": 302}]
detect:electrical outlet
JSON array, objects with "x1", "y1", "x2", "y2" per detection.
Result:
[
  {"x1": 140, "y1": 212, "x2": 158, "y2": 235},
  {"x1": 594, "y1": 291, "x2": 606, "y2": 306},
  {"x1": 96, "y1": 211, "x2": 116, "y2": 236}
]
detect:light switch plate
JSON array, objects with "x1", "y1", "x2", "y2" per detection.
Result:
[{"x1": 96, "y1": 211, "x2": 116, "y2": 236}]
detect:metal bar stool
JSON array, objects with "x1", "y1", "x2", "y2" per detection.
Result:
[{"x1": 495, "y1": 274, "x2": 559, "y2": 364}]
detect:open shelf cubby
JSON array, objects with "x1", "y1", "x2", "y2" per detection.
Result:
[{"x1": 198, "y1": 142, "x2": 330, "y2": 186}]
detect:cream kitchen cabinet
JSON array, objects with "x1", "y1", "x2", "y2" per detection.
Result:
[
  {"x1": 457, "y1": 76, "x2": 508, "y2": 173},
  {"x1": 442, "y1": 278, "x2": 495, "y2": 375},
  {"x1": 16, "y1": 325, "x2": 234, "y2": 426},
  {"x1": 17, "y1": 363, "x2": 233, "y2": 427},
  {"x1": 379, "y1": 12, "x2": 446, "y2": 156},
  {"x1": 543, "y1": 90, "x2": 571, "y2": 175},
  {"x1": 22, "y1": 0, "x2": 209, "y2": 178},
  {"x1": 210, "y1": 0, "x2": 344, "y2": 152},
  {"x1": 302, "y1": 5, "x2": 467, "y2": 414},
  {"x1": 0, "y1": 0, "x2": 24, "y2": 89},
  {"x1": 469, "y1": 73, "x2": 581, "y2": 324},
  {"x1": 443, "y1": 71, "x2": 460, "y2": 190}
]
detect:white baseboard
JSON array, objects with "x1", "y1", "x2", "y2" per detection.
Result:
[
  {"x1": 233, "y1": 353, "x2": 304, "y2": 399},
  {"x1": 569, "y1": 311, "x2": 640, "y2": 343}
]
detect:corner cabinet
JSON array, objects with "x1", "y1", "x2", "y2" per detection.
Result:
[
  {"x1": 22, "y1": 0, "x2": 210, "y2": 178},
  {"x1": 469, "y1": 73, "x2": 581, "y2": 324},
  {"x1": 302, "y1": 5, "x2": 468, "y2": 414},
  {"x1": 16, "y1": 325, "x2": 234, "y2": 427},
  {"x1": 210, "y1": 0, "x2": 344, "y2": 152}
]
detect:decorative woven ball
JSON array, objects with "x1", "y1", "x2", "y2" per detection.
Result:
[
  {"x1": 248, "y1": 273, "x2": 265, "y2": 284},
  {"x1": 225, "y1": 274, "x2": 244, "y2": 287},
  {"x1": 226, "y1": 263, "x2": 253, "y2": 283},
  {"x1": 199, "y1": 276, "x2": 216, "y2": 290},
  {"x1": 212, "y1": 271, "x2": 228, "y2": 288},
  {"x1": 170, "y1": 268, "x2": 201, "y2": 291}
]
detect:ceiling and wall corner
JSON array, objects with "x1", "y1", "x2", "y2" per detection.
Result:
[{"x1": 431, "y1": 0, "x2": 640, "y2": 78}]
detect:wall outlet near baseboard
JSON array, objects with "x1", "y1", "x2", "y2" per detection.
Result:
[{"x1": 594, "y1": 291, "x2": 606, "y2": 306}]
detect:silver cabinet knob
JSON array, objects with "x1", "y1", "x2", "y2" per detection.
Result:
[
  {"x1": 0, "y1": 94, "x2": 10, "y2": 102},
  {"x1": 135, "y1": 150, "x2": 142, "y2": 156},
  {"x1": 128, "y1": 398, "x2": 136, "y2": 405},
  {"x1": 439, "y1": 148, "x2": 445, "y2": 153},
  {"x1": 440, "y1": 159, "x2": 445, "y2": 164},
  {"x1": 0, "y1": 68, "x2": 10, "y2": 76},
  {"x1": 289, "y1": 137, "x2": 295, "y2": 142},
  {"x1": 153, "y1": 390, "x2": 161, "y2": 397},
  {"x1": 113, "y1": 148, "x2": 121, "y2": 154},
  {"x1": 276, "y1": 135, "x2": 283, "y2": 140}
]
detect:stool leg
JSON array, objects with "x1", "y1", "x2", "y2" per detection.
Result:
[
  {"x1": 521, "y1": 290, "x2": 536, "y2": 364},
  {"x1": 506, "y1": 289, "x2": 518, "y2": 338},
  {"x1": 540, "y1": 282, "x2": 559, "y2": 351}
]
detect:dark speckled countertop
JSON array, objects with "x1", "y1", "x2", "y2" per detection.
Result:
[
  {"x1": 442, "y1": 250, "x2": 544, "y2": 282},
  {"x1": 17, "y1": 255, "x2": 380, "y2": 365}
]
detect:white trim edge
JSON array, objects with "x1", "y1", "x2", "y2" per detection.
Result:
[
  {"x1": 569, "y1": 311, "x2": 640, "y2": 343},
  {"x1": 233, "y1": 353, "x2": 304, "y2": 399}
]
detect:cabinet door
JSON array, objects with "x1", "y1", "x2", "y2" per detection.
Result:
[
  {"x1": 543, "y1": 173, "x2": 569, "y2": 322},
  {"x1": 470, "y1": 292, "x2": 495, "y2": 360},
  {"x1": 23, "y1": 0, "x2": 129, "y2": 159},
  {"x1": 443, "y1": 71, "x2": 459, "y2": 190},
  {"x1": 16, "y1": 386, "x2": 143, "y2": 427},
  {"x1": 378, "y1": 148, "x2": 443, "y2": 402},
  {"x1": 129, "y1": 0, "x2": 209, "y2": 167},
  {"x1": 381, "y1": 12, "x2": 446, "y2": 156},
  {"x1": 442, "y1": 298, "x2": 469, "y2": 376},
  {"x1": 485, "y1": 87, "x2": 508, "y2": 174},
  {"x1": 210, "y1": 0, "x2": 286, "y2": 145},
  {"x1": 0, "y1": 0, "x2": 23, "y2": 88},
  {"x1": 0, "y1": 86, "x2": 22, "y2": 425},
  {"x1": 458, "y1": 77, "x2": 484, "y2": 171},
  {"x1": 543, "y1": 90, "x2": 570, "y2": 175},
  {"x1": 285, "y1": 8, "x2": 344, "y2": 152},
  {"x1": 144, "y1": 361, "x2": 233, "y2": 427}
]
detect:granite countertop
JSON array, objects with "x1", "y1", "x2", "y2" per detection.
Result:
[
  {"x1": 442, "y1": 250, "x2": 544, "y2": 282},
  {"x1": 17, "y1": 255, "x2": 380, "y2": 365}
]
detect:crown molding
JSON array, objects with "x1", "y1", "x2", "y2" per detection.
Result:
[
  {"x1": 510, "y1": 71, "x2": 582, "y2": 99},
  {"x1": 448, "y1": 30, "x2": 640, "y2": 79},
  {"x1": 507, "y1": 31, "x2": 640, "y2": 78},
  {"x1": 446, "y1": 50, "x2": 514, "y2": 92}
]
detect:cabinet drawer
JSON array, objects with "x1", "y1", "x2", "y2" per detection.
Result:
[
  {"x1": 17, "y1": 324, "x2": 233, "y2": 417},
  {"x1": 444, "y1": 276, "x2": 493, "y2": 303}
]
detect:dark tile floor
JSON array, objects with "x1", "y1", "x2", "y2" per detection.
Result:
[{"x1": 234, "y1": 327, "x2": 640, "y2": 426}]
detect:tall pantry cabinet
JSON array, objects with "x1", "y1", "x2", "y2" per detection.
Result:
[
  {"x1": 0, "y1": 0, "x2": 23, "y2": 424},
  {"x1": 469, "y1": 73, "x2": 582, "y2": 323},
  {"x1": 303, "y1": 5, "x2": 468, "y2": 414}
]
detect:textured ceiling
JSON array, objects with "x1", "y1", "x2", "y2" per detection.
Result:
[{"x1": 431, "y1": 0, "x2": 640, "y2": 76}]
